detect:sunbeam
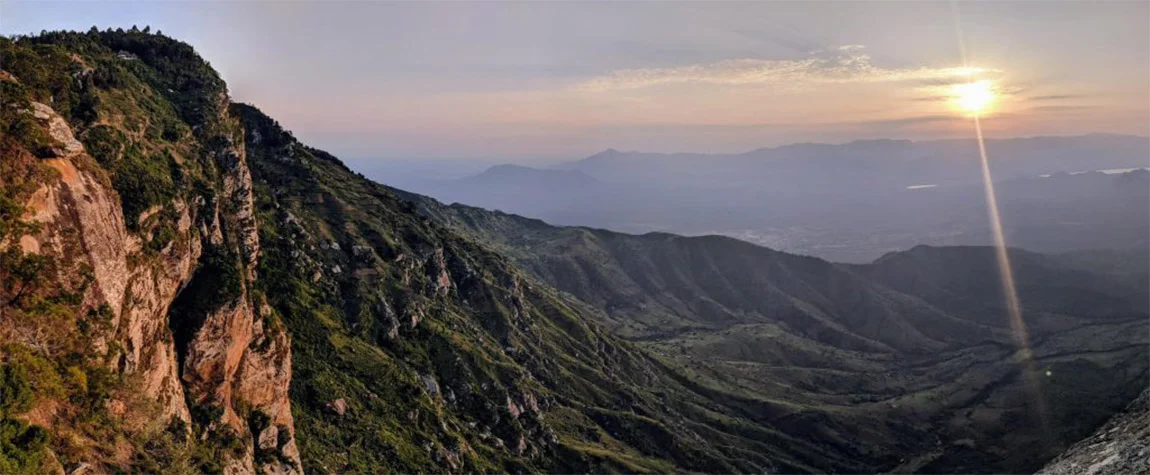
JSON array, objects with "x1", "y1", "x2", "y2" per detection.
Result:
[
  {"x1": 973, "y1": 116, "x2": 1050, "y2": 428},
  {"x1": 951, "y1": 1, "x2": 1050, "y2": 431}
]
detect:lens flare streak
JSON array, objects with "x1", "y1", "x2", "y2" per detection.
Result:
[
  {"x1": 951, "y1": 0, "x2": 1048, "y2": 430},
  {"x1": 972, "y1": 115, "x2": 1049, "y2": 428}
]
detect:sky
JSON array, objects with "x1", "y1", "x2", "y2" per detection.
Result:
[{"x1": 3, "y1": 1, "x2": 1148, "y2": 162}]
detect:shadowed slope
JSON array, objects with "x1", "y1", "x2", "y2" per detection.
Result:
[{"x1": 393, "y1": 188, "x2": 1149, "y2": 473}]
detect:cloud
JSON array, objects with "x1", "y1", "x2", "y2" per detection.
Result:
[
  {"x1": 575, "y1": 46, "x2": 999, "y2": 92},
  {"x1": 1026, "y1": 94, "x2": 1085, "y2": 102},
  {"x1": 850, "y1": 115, "x2": 957, "y2": 127},
  {"x1": 1026, "y1": 104, "x2": 1096, "y2": 112}
]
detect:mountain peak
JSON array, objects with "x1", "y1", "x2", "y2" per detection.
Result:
[
  {"x1": 583, "y1": 148, "x2": 624, "y2": 160},
  {"x1": 463, "y1": 163, "x2": 598, "y2": 188}
]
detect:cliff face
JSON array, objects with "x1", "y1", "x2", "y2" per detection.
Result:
[
  {"x1": 1, "y1": 33, "x2": 297, "y2": 473},
  {"x1": 21, "y1": 103, "x2": 196, "y2": 427}
]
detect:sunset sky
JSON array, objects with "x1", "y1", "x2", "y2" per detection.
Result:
[{"x1": 5, "y1": 1, "x2": 1148, "y2": 161}]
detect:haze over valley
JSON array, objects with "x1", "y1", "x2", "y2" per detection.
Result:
[{"x1": 376, "y1": 135, "x2": 1150, "y2": 262}]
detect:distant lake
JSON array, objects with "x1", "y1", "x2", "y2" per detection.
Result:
[{"x1": 1039, "y1": 167, "x2": 1149, "y2": 178}]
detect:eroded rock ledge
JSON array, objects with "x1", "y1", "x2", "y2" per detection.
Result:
[{"x1": 1038, "y1": 389, "x2": 1150, "y2": 475}]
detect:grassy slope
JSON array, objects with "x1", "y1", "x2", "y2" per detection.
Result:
[
  {"x1": 235, "y1": 104, "x2": 879, "y2": 473},
  {"x1": 395, "y1": 190, "x2": 1150, "y2": 473}
]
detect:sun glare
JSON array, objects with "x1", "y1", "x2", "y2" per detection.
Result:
[{"x1": 951, "y1": 79, "x2": 996, "y2": 115}]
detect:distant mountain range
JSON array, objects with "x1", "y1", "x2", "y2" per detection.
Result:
[
  {"x1": 396, "y1": 135, "x2": 1149, "y2": 262},
  {"x1": 558, "y1": 135, "x2": 1149, "y2": 191}
]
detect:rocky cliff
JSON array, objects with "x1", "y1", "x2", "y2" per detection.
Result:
[{"x1": 1, "y1": 31, "x2": 297, "y2": 473}]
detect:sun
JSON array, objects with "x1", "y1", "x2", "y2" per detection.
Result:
[{"x1": 951, "y1": 79, "x2": 996, "y2": 115}]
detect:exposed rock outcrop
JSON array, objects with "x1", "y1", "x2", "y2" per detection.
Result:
[
  {"x1": 326, "y1": 398, "x2": 347, "y2": 417},
  {"x1": 21, "y1": 103, "x2": 196, "y2": 424},
  {"x1": 12, "y1": 99, "x2": 299, "y2": 473},
  {"x1": 1038, "y1": 389, "x2": 1150, "y2": 475},
  {"x1": 175, "y1": 101, "x2": 299, "y2": 474}
]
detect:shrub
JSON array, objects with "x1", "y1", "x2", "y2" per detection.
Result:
[
  {"x1": 0, "y1": 363, "x2": 34, "y2": 415},
  {"x1": 0, "y1": 361, "x2": 48, "y2": 475},
  {"x1": 80, "y1": 125, "x2": 125, "y2": 165},
  {"x1": 0, "y1": 417, "x2": 48, "y2": 473},
  {"x1": 110, "y1": 145, "x2": 177, "y2": 230}
]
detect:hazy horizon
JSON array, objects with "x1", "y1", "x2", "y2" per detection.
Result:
[
  {"x1": 346, "y1": 131, "x2": 1150, "y2": 165},
  {"x1": 5, "y1": 1, "x2": 1148, "y2": 162}
]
